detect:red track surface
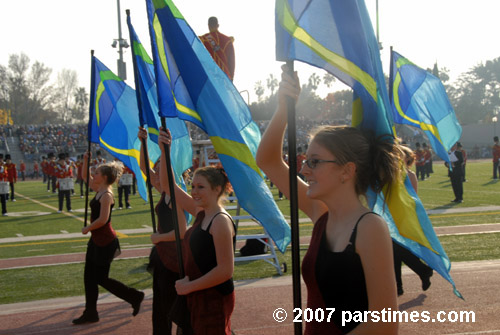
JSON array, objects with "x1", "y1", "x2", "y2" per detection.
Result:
[{"x1": 1, "y1": 260, "x2": 499, "y2": 334}]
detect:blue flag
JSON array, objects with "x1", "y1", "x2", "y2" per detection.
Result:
[
  {"x1": 146, "y1": 0, "x2": 291, "y2": 253},
  {"x1": 275, "y1": 0, "x2": 461, "y2": 297},
  {"x1": 389, "y1": 50, "x2": 462, "y2": 162},
  {"x1": 88, "y1": 55, "x2": 160, "y2": 202},
  {"x1": 127, "y1": 13, "x2": 192, "y2": 188}
]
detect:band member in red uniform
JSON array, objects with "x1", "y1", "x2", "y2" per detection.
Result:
[
  {"x1": 54, "y1": 153, "x2": 72, "y2": 213},
  {"x1": 158, "y1": 128, "x2": 236, "y2": 335},
  {"x1": 116, "y1": 160, "x2": 133, "y2": 210},
  {"x1": 492, "y1": 136, "x2": 500, "y2": 179},
  {"x1": 19, "y1": 160, "x2": 26, "y2": 181},
  {"x1": 200, "y1": 17, "x2": 235, "y2": 81},
  {"x1": 4, "y1": 154, "x2": 17, "y2": 201},
  {"x1": 0, "y1": 154, "x2": 8, "y2": 216},
  {"x1": 73, "y1": 152, "x2": 144, "y2": 325},
  {"x1": 48, "y1": 152, "x2": 57, "y2": 193},
  {"x1": 92, "y1": 150, "x2": 106, "y2": 169},
  {"x1": 422, "y1": 143, "x2": 432, "y2": 178},
  {"x1": 414, "y1": 142, "x2": 425, "y2": 181},
  {"x1": 41, "y1": 156, "x2": 48, "y2": 183},
  {"x1": 76, "y1": 155, "x2": 84, "y2": 198},
  {"x1": 65, "y1": 154, "x2": 76, "y2": 195},
  {"x1": 33, "y1": 160, "x2": 40, "y2": 179}
]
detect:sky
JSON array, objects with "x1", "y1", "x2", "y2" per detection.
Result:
[{"x1": 1, "y1": 0, "x2": 500, "y2": 103}]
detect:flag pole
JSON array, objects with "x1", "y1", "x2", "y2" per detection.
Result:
[
  {"x1": 84, "y1": 50, "x2": 96, "y2": 228},
  {"x1": 160, "y1": 118, "x2": 185, "y2": 277},
  {"x1": 126, "y1": 9, "x2": 157, "y2": 233},
  {"x1": 286, "y1": 60, "x2": 302, "y2": 335}
]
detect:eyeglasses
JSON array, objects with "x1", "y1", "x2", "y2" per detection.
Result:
[{"x1": 302, "y1": 158, "x2": 339, "y2": 169}]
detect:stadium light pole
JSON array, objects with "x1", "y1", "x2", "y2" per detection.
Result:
[{"x1": 112, "y1": 0, "x2": 129, "y2": 80}]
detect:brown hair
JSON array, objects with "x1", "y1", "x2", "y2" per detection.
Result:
[
  {"x1": 97, "y1": 161, "x2": 124, "y2": 185},
  {"x1": 194, "y1": 165, "x2": 232, "y2": 199},
  {"x1": 310, "y1": 125, "x2": 403, "y2": 196}
]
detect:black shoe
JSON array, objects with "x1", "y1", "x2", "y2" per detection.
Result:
[
  {"x1": 421, "y1": 269, "x2": 433, "y2": 291},
  {"x1": 451, "y1": 199, "x2": 459, "y2": 203},
  {"x1": 72, "y1": 311, "x2": 99, "y2": 325},
  {"x1": 131, "y1": 291, "x2": 145, "y2": 316},
  {"x1": 397, "y1": 287, "x2": 404, "y2": 296}
]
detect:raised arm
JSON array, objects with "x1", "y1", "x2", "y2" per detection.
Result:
[
  {"x1": 256, "y1": 65, "x2": 326, "y2": 221},
  {"x1": 158, "y1": 127, "x2": 197, "y2": 216},
  {"x1": 82, "y1": 151, "x2": 93, "y2": 187},
  {"x1": 138, "y1": 127, "x2": 161, "y2": 192}
]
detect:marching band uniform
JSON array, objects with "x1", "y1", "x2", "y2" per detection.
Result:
[
  {"x1": 117, "y1": 166, "x2": 133, "y2": 209},
  {"x1": 0, "y1": 155, "x2": 8, "y2": 216},
  {"x1": 54, "y1": 154, "x2": 72, "y2": 213},
  {"x1": 5, "y1": 155, "x2": 17, "y2": 201}
]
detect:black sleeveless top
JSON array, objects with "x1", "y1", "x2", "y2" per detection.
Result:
[
  {"x1": 89, "y1": 191, "x2": 116, "y2": 246},
  {"x1": 315, "y1": 212, "x2": 372, "y2": 333},
  {"x1": 189, "y1": 212, "x2": 236, "y2": 295},
  {"x1": 156, "y1": 192, "x2": 175, "y2": 233}
]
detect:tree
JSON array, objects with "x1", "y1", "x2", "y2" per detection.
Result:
[
  {"x1": 72, "y1": 87, "x2": 88, "y2": 121},
  {"x1": 266, "y1": 74, "x2": 278, "y2": 96},
  {"x1": 54, "y1": 69, "x2": 78, "y2": 123},
  {"x1": 449, "y1": 58, "x2": 500, "y2": 125},
  {"x1": 323, "y1": 73, "x2": 336, "y2": 88},
  {"x1": 307, "y1": 73, "x2": 321, "y2": 92},
  {"x1": 254, "y1": 80, "x2": 265, "y2": 102},
  {"x1": 0, "y1": 53, "x2": 58, "y2": 124}
]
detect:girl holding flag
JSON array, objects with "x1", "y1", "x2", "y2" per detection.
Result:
[
  {"x1": 158, "y1": 127, "x2": 236, "y2": 335},
  {"x1": 138, "y1": 127, "x2": 191, "y2": 334},
  {"x1": 72, "y1": 152, "x2": 145, "y2": 325},
  {"x1": 257, "y1": 66, "x2": 399, "y2": 334}
]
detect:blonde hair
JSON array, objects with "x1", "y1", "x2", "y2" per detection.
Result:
[
  {"x1": 97, "y1": 161, "x2": 124, "y2": 185},
  {"x1": 310, "y1": 125, "x2": 403, "y2": 196},
  {"x1": 400, "y1": 145, "x2": 415, "y2": 167}
]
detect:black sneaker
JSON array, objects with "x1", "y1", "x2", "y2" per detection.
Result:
[
  {"x1": 132, "y1": 291, "x2": 145, "y2": 316},
  {"x1": 421, "y1": 269, "x2": 433, "y2": 291},
  {"x1": 72, "y1": 311, "x2": 99, "y2": 325}
]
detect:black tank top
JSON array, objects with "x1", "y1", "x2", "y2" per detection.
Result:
[
  {"x1": 189, "y1": 212, "x2": 236, "y2": 295},
  {"x1": 315, "y1": 212, "x2": 373, "y2": 333},
  {"x1": 156, "y1": 192, "x2": 175, "y2": 233}
]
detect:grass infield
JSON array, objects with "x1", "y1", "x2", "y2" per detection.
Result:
[{"x1": 0, "y1": 160, "x2": 499, "y2": 304}]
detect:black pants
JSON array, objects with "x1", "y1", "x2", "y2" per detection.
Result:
[
  {"x1": 393, "y1": 242, "x2": 432, "y2": 290},
  {"x1": 152, "y1": 258, "x2": 180, "y2": 334},
  {"x1": 0, "y1": 194, "x2": 6, "y2": 214},
  {"x1": 494, "y1": 161, "x2": 500, "y2": 179},
  {"x1": 118, "y1": 185, "x2": 130, "y2": 208},
  {"x1": 84, "y1": 239, "x2": 141, "y2": 314},
  {"x1": 416, "y1": 165, "x2": 425, "y2": 180},
  {"x1": 52, "y1": 176, "x2": 57, "y2": 193},
  {"x1": 58, "y1": 190, "x2": 71, "y2": 211},
  {"x1": 450, "y1": 169, "x2": 463, "y2": 201},
  {"x1": 8, "y1": 182, "x2": 14, "y2": 200},
  {"x1": 78, "y1": 179, "x2": 84, "y2": 196}
]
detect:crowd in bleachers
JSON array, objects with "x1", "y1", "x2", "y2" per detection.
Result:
[
  {"x1": 15, "y1": 125, "x2": 87, "y2": 160},
  {"x1": 0, "y1": 121, "x2": 497, "y2": 170}
]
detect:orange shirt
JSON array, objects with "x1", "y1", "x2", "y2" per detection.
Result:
[{"x1": 493, "y1": 144, "x2": 500, "y2": 162}]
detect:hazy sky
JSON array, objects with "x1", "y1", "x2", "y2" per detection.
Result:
[{"x1": 1, "y1": 0, "x2": 499, "y2": 102}]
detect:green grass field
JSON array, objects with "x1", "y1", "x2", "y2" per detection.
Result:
[{"x1": 1, "y1": 160, "x2": 500, "y2": 304}]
